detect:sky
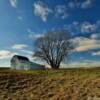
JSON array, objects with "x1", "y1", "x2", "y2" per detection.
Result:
[{"x1": 0, "y1": 0, "x2": 100, "y2": 68}]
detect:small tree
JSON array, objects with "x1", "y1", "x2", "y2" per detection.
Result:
[{"x1": 33, "y1": 30, "x2": 74, "y2": 69}]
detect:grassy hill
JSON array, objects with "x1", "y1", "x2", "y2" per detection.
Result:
[{"x1": 0, "y1": 68, "x2": 100, "y2": 100}]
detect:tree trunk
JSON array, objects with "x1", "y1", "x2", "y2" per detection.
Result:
[{"x1": 50, "y1": 63, "x2": 59, "y2": 69}]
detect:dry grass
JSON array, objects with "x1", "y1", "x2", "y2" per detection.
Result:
[{"x1": 0, "y1": 68, "x2": 100, "y2": 100}]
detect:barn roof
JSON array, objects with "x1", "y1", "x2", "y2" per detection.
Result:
[{"x1": 11, "y1": 55, "x2": 29, "y2": 61}]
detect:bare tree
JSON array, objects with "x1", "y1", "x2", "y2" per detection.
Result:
[{"x1": 33, "y1": 30, "x2": 74, "y2": 69}]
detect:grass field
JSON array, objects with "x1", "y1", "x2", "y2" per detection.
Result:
[{"x1": 0, "y1": 68, "x2": 100, "y2": 100}]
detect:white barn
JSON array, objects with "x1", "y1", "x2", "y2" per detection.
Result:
[{"x1": 11, "y1": 55, "x2": 45, "y2": 70}]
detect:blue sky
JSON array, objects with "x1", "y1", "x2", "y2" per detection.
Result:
[{"x1": 0, "y1": 0, "x2": 100, "y2": 67}]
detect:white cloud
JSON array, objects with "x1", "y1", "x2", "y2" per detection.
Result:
[
  {"x1": 17, "y1": 16, "x2": 23, "y2": 21},
  {"x1": 27, "y1": 28, "x2": 35, "y2": 40},
  {"x1": 27, "y1": 28, "x2": 35, "y2": 34},
  {"x1": 72, "y1": 35, "x2": 100, "y2": 52},
  {"x1": 0, "y1": 49, "x2": 33, "y2": 67},
  {"x1": 64, "y1": 21, "x2": 100, "y2": 35},
  {"x1": 33, "y1": 1, "x2": 52, "y2": 22},
  {"x1": 91, "y1": 33, "x2": 100, "y2": 39},
  {"x1": 9, "y1": 0, "x2": 17, "y2": 8},
  {"x1": 68, "y1": 0, "x2": 93, "y2": 9},
  {"x1": 0, "y1": 50, "x2": 17, "y2": 59},
  {"x1": 81, "y1": 0, "x2": 92, "y2": 8},
  {"x1": 92, "y1": 51, "x2": 100, "y2": 56},
  {"x1": 34, "y1": 34, "x2": 45, "y2": 39},
  {"x1": 27, "y1": 29, "x2": 45, "y2": 40},
  {"x1": 28, "y1": 33, "x2": 45, "y2": 40},
  {"x1": 80, "y1": 22, "x2": 96, "y2": 33},
  {"x1": 90, "y1": 34, "x2": 98, "y2": 39},
  {"x1": 55, "y1": 5, "x2": 68, "y2": 19},
  {"x1": 12, "y1": 44, "x2": 28, "y2": 50},
  {"x1": 80, "y1": 21, "x2": 100, "y2": 34},
  {"x1": 68, "y1": 2, "x2": 75, "y2": 8}
]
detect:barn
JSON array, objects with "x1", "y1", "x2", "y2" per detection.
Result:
[{"x1": 11, "y1": 55, "x2": 45, "y2": 70}]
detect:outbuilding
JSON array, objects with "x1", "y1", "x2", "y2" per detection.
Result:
[{"x1": 11, "y1": 55, "x2": 45, "y2": 70}]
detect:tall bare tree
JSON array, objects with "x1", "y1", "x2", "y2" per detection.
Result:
[{"x1": 33, "y1": 30, "x2": 74, "y2": 69}]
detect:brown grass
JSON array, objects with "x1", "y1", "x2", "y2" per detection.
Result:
[{"x1": 0, "y1": 68, "x2": 100, "y2": 100}]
